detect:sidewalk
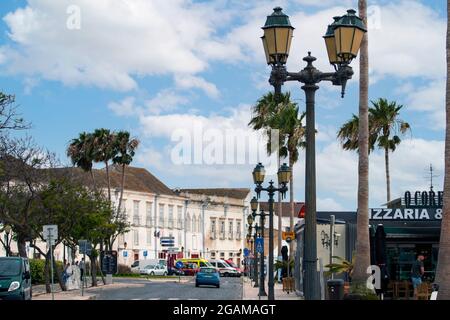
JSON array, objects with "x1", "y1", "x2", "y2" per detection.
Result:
[
  {"x1": 242, "y1": 277, "x2": 304, "y2": 300},
  {"x1": 32, "y1": 277, "x2": 116, "y2": 300}
]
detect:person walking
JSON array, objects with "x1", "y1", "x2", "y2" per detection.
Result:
[
  {"x1": 411, "y1": 254, "x2": 425, "y2": 300},
  {"x1": 79, "y1": 258, "x2": 85, "y2": 284}
]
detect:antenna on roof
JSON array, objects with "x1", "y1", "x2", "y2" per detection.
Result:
[{"x1": 425, "y1": 164, "x2": 439, "y2": 192}]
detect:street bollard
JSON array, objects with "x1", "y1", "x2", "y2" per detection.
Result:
[{"x1": 327, "y1": 279, "x2": 344, "y2": 300}]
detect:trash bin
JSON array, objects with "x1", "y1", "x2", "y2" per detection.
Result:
[{"x1": 327, "y1": 279, "x2": 344, "y2": 300}]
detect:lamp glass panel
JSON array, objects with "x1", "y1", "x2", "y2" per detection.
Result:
[
  {"x1": 286, "y1": 28, "x2": 293, "y2": 56},
  {"x1": 264, "y1": 28, "x2": 277, "y2": 56},
  {"x1": 275, "y1": 28, "x2": 290, "y2": 55},
  {"x1": 350, "y1": 28, "x2": 364, "y2": 56},
  {"x1": 335, "y1": 27, "x2": 356, "y2": 59},
  {"x1": 261, "y1": 37, "x2": 274, "y2": 64},
  {"x1": 324, "y1": 36, "x2": 342, "y2": 64}
]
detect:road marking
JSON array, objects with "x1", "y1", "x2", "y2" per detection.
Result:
[
  {"x1": 168, "y1": 298, "x2": 180, "y2": 300},
  {"x1": 147, "y1": 298, "x2": 160, "y2": 300}
]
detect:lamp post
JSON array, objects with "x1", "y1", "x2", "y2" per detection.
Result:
[
  {"x1": 261, "y1": 7, "x2": 366, "y2": 300},
  {"x1": 250, "y1": 196, "x2": 270, "y2": 296},
  {"x1": 3, "y1": 225, "x2": 12, "y2": 257},
  {"x1": 246, "y1": 220, "x2": 260, "y2": 288},
  {"x1": 252, "y1": 162, "x2": 291, "y2": 300}
]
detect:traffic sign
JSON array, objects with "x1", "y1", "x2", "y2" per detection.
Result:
[
  {"x1": 79, "y1": 240, "x2": 92, "y2": 255},
  {"x1": 255, "y1": 237, "x2": 263, "y2": 254},
  {"x1": 123, "y1": 250, "x2": 128, "y2": 258},
  {"x1": 243, "y1": 248, "x2": 250, "y2": 257},
  {"x1": 282, "y1": 231, "x2": 296, "y2": 243},
  {"x1": 143, "y1": 250, "x2": 148, "y2": 257},
  {"x1": 43, "y1": 225, "x2": 58, "y2": 244},
  {"x1": 160, "y1": 236, "x2": 175, "y2": 247},
  {"x1": 175, "y1": 261, "x2": 183, "y2": 269}
]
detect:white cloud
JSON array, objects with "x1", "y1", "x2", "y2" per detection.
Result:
[
  {"x1": 405, "y1": 79, "x2": 446, "y2": 130},
  {"x1": 1, "y1": 0, "x2": 232, "y2": 91},
  {"x1": 145, "y1": 90, "x2": 189, "y2": 115},
  {"x1": 304, "y1": 138, "x2": 445, "y2": 210},
  {"x1": 174, "y1": 75, "x2": 220, "y2": 98},
  {"x1": 108, "y1": 96, "x2": 138, "y2": 117},
  {"x1": 317, "y1": 198, "x2": 345, "y2": 211}
]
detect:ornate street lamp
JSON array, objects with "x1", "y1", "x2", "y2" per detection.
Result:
[
  {"x1": 252, "y1": 162, "x2": 290, "y2": 300},
  {"x1": 261, "y1": 7, "x2": 366, "y2": 300},
  {"x1": 261, "y1": 7, "x2": 295, "y2": 65}
]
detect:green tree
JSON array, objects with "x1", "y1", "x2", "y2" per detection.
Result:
[
  {"x1": 67, "y1": 132, "x2": 97, "y2": 189},
  {"x1": 92, "y1": 128, "x2": 116, "y2": 201},
  {"x1": 338, "y1": 99, "x2": 411, "y2": 202}
]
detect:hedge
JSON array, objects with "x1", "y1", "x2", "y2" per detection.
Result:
[{"x1": 29, "y1": 259, "x2": 64, "y2": 284}]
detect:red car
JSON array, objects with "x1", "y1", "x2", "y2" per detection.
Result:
[
  {"x1": 225, "y1": 259, "x2": 243, "y2": 276},
  {"x1": 179, "y1": 263, "x2": 199, "y2": 276}
]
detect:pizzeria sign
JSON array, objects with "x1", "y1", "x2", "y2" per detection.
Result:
[{"x1": 370, "y1": 208, "x2": 442, "y2": 221}]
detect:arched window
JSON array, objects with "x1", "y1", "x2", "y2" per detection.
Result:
[
  {"x1": 198, "y1": 216, "x2": 202, "y2": 234},
  {"x1": 186, "y1": 213, "x2": 191, "y2": 232}
]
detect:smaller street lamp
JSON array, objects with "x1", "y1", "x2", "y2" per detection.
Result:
[{"x1": 4, "y1": 225, "x2": 11, "y2": 257}]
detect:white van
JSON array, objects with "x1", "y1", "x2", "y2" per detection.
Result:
[
  {"x1": 208, "y1": 259, "x2": 239, "y2": 277},
  {"x1": 130, "y1": 259, "x2": 166, "y2": 273}
]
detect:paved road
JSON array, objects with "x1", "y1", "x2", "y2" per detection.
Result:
[{"x1": 90, "y1": 277, "x2": 243, "y2": 300}]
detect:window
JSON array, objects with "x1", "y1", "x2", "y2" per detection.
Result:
[
  {"x1": 178, "y1": 231, "x2": 182, "y2": 246},
  {"x1": 192, "y1": 216, "x2": 197, "y2": 233},
  {"x1": 210, "y1": 219, "x2": 216, "y2": 239},
  {"x1": 198, "y1": 217, "x2": 202, "y2": 233},
  {"x1": 146, "y1": 202, "x2": 153, "y2": 227},
  {"x1": 229, "y1": 252, "x2": 233, "y2": 258},
  {"x1": 217, "y1": 262, "x2": 226, "y2": 268},
  {"x1": 159, "y1": 204, "x2": 165, "y2": 228},
  {"x1": 236, "y1": 221, "x2": 241, "y2": 240},
  {"x1": 168, "y1": 205, "x2": 174, "y2": 229},
  {"x1": 219, "y1": 220, "x2": 225, "y2": 239},
  {"x1": 220, "y1": 252, "x2": 225, "y2": 259},
  {"x1": 228, "y1": 220, "x2": 233, "y2": 240},
  {"x1": 186, "y1": 213, "x2": 191, "y2": 232},
  {"x1": 177, "y1": 206, "x2": 183, "y2": 229},
  {"x1": 199, "y1": 261, "x2": 208, "y2": 267},
  {"x1": 133, "y1": 230, "x2": 139, "y2": 246},
  {"x1": 146, "y1": 229, "x2": 152, "y2": 245},
  {"x1": 133, "y1": 201, "x2": 140, "y2": 225},
  {"x1": 211, "y1": 252, "x2": 216, "y2": 259}
]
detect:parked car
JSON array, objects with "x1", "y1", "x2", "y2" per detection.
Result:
[
  {"x1": 195, "y1": 267, "x2": 220, "y2": 288},
  {"x1": 168, "y1": 267, "x2": 185, "y2": 276},
  {"x1": 131, "y1": 259, "x2": 166, "y2": 274},
  {"x1": 225, "y1": 259, "x2": 243, "y2": 277},
  {"x1": 0, "y1": 257, "x2": 32, "y2": 300},
  {"x1": 140, "y1": 264, "x2": 168, "y2": 276},
  {"x1": 177, "y1": 262, "x2": 199, "y2": 276},
  {"x1": 209, "y1": 259, "x2": 239, "y2": 277},
  {"x1": 177, "y1": 258, "x2": 213, "y2": 268}
]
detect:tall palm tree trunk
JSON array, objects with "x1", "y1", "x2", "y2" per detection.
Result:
[
  {"x1": 384, "y1": 147, "x2": 391, "y2": 203},
  {"x1": 117, "y1": 163, "x2": 126, "y2": 218},
  {"x1": 435, "y1": 1, "x2": 450, "y2": 299},
  {"x1": 89, "y1": 169, "x2": 97, "y2": 191},
  {"x1": 105, "y1": 161, "x2": 111, "y2": 201},
  {"x1": 352, "y1": 0, "x2": 371, "y2": 283}
]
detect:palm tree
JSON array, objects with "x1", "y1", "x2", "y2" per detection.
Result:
[
  {"x1": 92, "y1": 128, "x2": 115, "y2": 201},
  {"x1": 435, "y1": 0, "x2": 450, "y2": 300},
  {"x1": 249, "y1": 92, "x2": 289, "y2": 257},
  {"x1": 112, "y1": 131, "x2": 140, "y2": 219},
  {"x1": 273, "y1": 105, "x2": 306, "y2": 259},
  {"x1": 249, "y1": 92, "x2": 305, "y2": 258},
  {"x1": 338, "y1": 99, "x2": 411, "y2": 203},
  {"x1": 67, "y1": 132, "x2": 96, "y2": 189},
  {"x1": 352, "y1": 0, "x2": 371, "y2": 284}
]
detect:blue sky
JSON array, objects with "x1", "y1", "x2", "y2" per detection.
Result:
[{"x1": 0, "y1": 0, "x2": 446, "y2": 210}]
